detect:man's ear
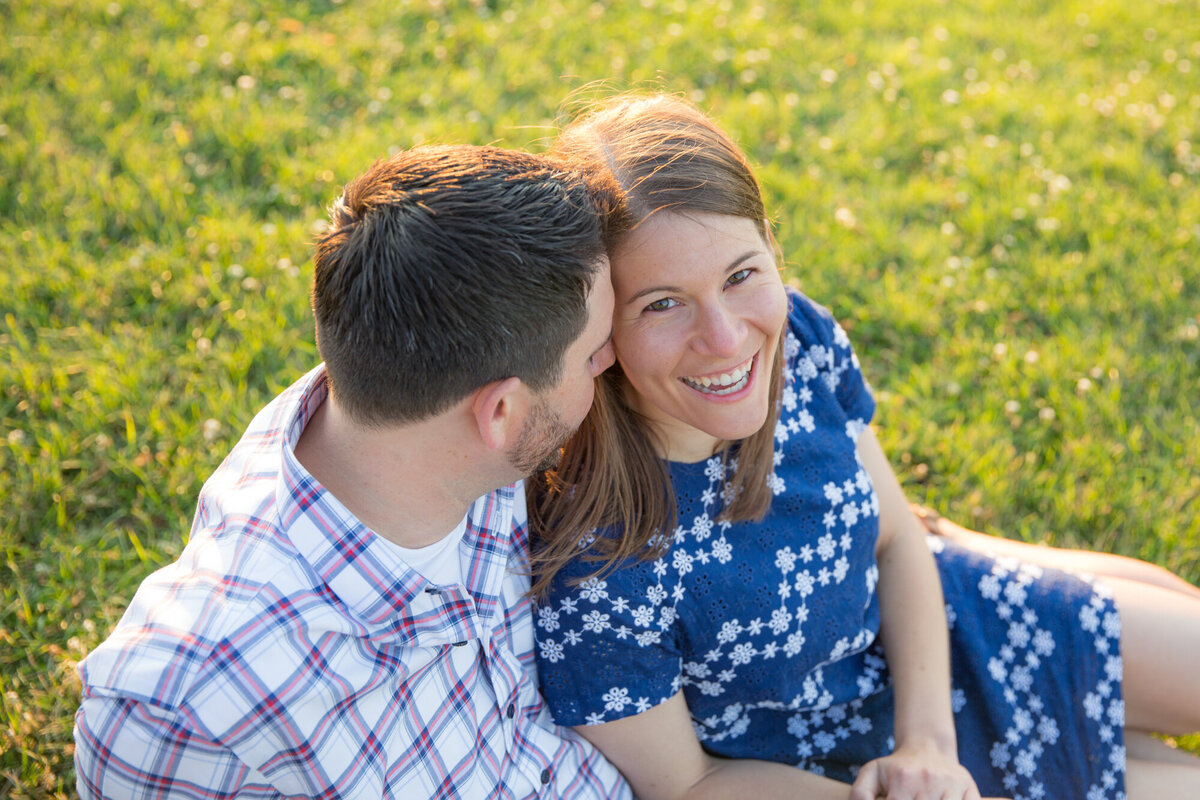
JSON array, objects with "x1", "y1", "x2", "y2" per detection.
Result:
[{"x1": 470, "y1": 376, "x2": 526, "y2": 452}]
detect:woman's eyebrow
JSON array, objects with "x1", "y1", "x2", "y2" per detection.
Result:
[
  {"x1": 628, "y1": 283, "x2": 684, "y2": 303},
  {"x1": 626, "y1": 251, "x2": 760, "y2": 303}
]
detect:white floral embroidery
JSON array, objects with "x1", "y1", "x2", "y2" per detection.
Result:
[
  {"x1": 602, "y1": 686, "x2": 632, "y2": 713},
  {"x1": 536, "y1": 606, "x2": 560, "y2": 632},
  {"x1": 631, "y1": 605, "x2": 654, "y2": 627},
  {"x1": 578, "y1": 577, "x2": 609, "y2": 603},
  {"x1": 539, "y1": 639, "x2": 564, "y2": 663},
  {"x1": 581, "y1": 610, "x2": 610, "y2": 633}
]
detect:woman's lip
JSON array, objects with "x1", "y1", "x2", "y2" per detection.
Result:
[{"x1": 678, "y1": 353, "x2": 758, "y2": 397}]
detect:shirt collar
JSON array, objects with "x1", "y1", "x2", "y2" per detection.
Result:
[{"x1": 273, "y1": 366, "x2": 517, "y2": 646}]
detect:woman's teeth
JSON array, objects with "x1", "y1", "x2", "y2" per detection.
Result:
[{"x1": 682, "y1": 359, "x2": 752, "y2": 395}]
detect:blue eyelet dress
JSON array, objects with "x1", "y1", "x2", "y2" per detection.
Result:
[{"x1": 535, "y1": 288, "x2": 1126, "y2": 800}]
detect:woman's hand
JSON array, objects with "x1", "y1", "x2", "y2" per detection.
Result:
[{"x1": 848, "y1": 739, "x2": 986, "y2": 800}]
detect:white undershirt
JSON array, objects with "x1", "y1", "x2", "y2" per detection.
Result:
[{"x1": 392, "y1": 513, "x2": 469, "y2": 588}]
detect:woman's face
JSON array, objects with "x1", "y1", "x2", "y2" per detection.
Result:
[{"x1": 610, "y1": 211, "x2": 788, "y2": 462}]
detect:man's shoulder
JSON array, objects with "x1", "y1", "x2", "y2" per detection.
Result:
[
  {"x1": 78, "y1": 523, "x2": 324, "y2": 710},
  {"x1": 79, "y1": 367, "x2": 333, "y2": 714}
]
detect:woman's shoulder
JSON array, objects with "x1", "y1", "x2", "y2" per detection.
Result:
[
  {"x1": 784, "y1": 285, "x2": 855, "y2": 360},
  {"x1": 780, "y1": 284, "x2": 875, "y2": 421}
]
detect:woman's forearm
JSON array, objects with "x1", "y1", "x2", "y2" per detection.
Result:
[
  {"x1": 576, "y1": 692, "x2": 856, "y2": 800},
  {"x1": 875, "y1": 512, "x2": 958, "y2": 753},
  {"x1": 858, "y1": 428, "x2": 958, "y2": 754}
]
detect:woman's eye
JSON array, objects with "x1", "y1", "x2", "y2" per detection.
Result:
[
  {"x1": 727, "y1": 268, "x2": 753, "y2": 286},
  {"x1": 646, "y1": 297, "x2": 679, "y2": 312}
]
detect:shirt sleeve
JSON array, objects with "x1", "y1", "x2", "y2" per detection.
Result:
[
  {"x1": 784, "y1": 286, "x2": 876, "y2": 425},
  {"x1": 534, "y1": 544, "x2": 684, "y2": 728},
  {"x1": 75, "y1": 693, "x2": 265, "y2": 800}
]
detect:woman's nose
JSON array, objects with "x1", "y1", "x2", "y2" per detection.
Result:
[{"x1": 693, "y1": 303, "x2": 743, "y2": 357}]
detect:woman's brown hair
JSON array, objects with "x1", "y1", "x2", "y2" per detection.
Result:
[{"x1": 527, "y1": 93, "x2": 786, "y2": 597}]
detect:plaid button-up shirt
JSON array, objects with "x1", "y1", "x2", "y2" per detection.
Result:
[{"x1": 74, "y1": 366, "x2": 629, "y2": 800}]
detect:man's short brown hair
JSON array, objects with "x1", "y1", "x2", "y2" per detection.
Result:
[{"x1": 312, "y1": 145, "x2": 612, "y2": 426}]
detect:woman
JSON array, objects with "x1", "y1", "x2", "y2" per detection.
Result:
[{"x1": 528, "y1": 93, "x2": 1200, "y2": 800}]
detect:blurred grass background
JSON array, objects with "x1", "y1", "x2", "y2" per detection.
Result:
[{"x1": 2, "y1": 0, "x2": 1198, "y2": 795}]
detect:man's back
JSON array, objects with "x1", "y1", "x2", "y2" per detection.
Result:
[{"x1": 75, "y1": 370, "x2": 628, "y2": 798}]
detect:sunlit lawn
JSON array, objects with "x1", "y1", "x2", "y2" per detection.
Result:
[{"x1": 3, "y1": 0, "x2": 1198, "y2": 795}]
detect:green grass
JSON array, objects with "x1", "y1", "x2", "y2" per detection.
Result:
[{"x1": 3, "y1": 0, "x2": 1198, "y2": 794}]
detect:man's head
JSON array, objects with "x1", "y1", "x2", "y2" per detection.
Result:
[{"x1": 311, "y1": 145, "x2": 615, "y2": 431}]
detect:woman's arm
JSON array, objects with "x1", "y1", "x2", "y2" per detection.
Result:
[
  {"x1": 575, "y1": 691, "x2": 853, "y2": 800},
  {"x1": 853, "y1": 426, "x2": 982, "y2": 799}
]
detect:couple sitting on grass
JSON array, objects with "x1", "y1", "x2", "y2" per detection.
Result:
[{"x1": 75, "y1": 93, "x2": 1200, "y2": 799}]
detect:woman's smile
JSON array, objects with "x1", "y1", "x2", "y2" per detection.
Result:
[{"x1": 679, "y1": 354, "x2": 755, "y2": 397}]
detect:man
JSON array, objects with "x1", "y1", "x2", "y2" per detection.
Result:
[{"x1": 74, "y1": 145, "x2": 627, "y2": 799}]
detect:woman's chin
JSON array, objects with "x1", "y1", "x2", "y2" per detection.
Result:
[{"x1": 701, "y1": 409, "x2": 770, "y2": 444}]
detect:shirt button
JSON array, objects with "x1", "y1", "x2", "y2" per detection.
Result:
[
  {"x1": 506, "y1": 703, "x2": 515, "y2": 719},
  {"x1": 540, "y1": 768, "x2": 551, "y2": 785}
]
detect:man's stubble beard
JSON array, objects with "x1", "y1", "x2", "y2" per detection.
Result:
[{"x1": 507, "y1": 397, "x2": 575, "y2": 476}]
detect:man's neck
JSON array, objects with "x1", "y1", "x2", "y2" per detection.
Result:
[{"x1": 293, "y1": 395, "x2": 501, "y2": 549}]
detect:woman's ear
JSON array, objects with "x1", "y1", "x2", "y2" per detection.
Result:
[{"x1": 470, "y1": 376, "x2": 526, "y2": 452}]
